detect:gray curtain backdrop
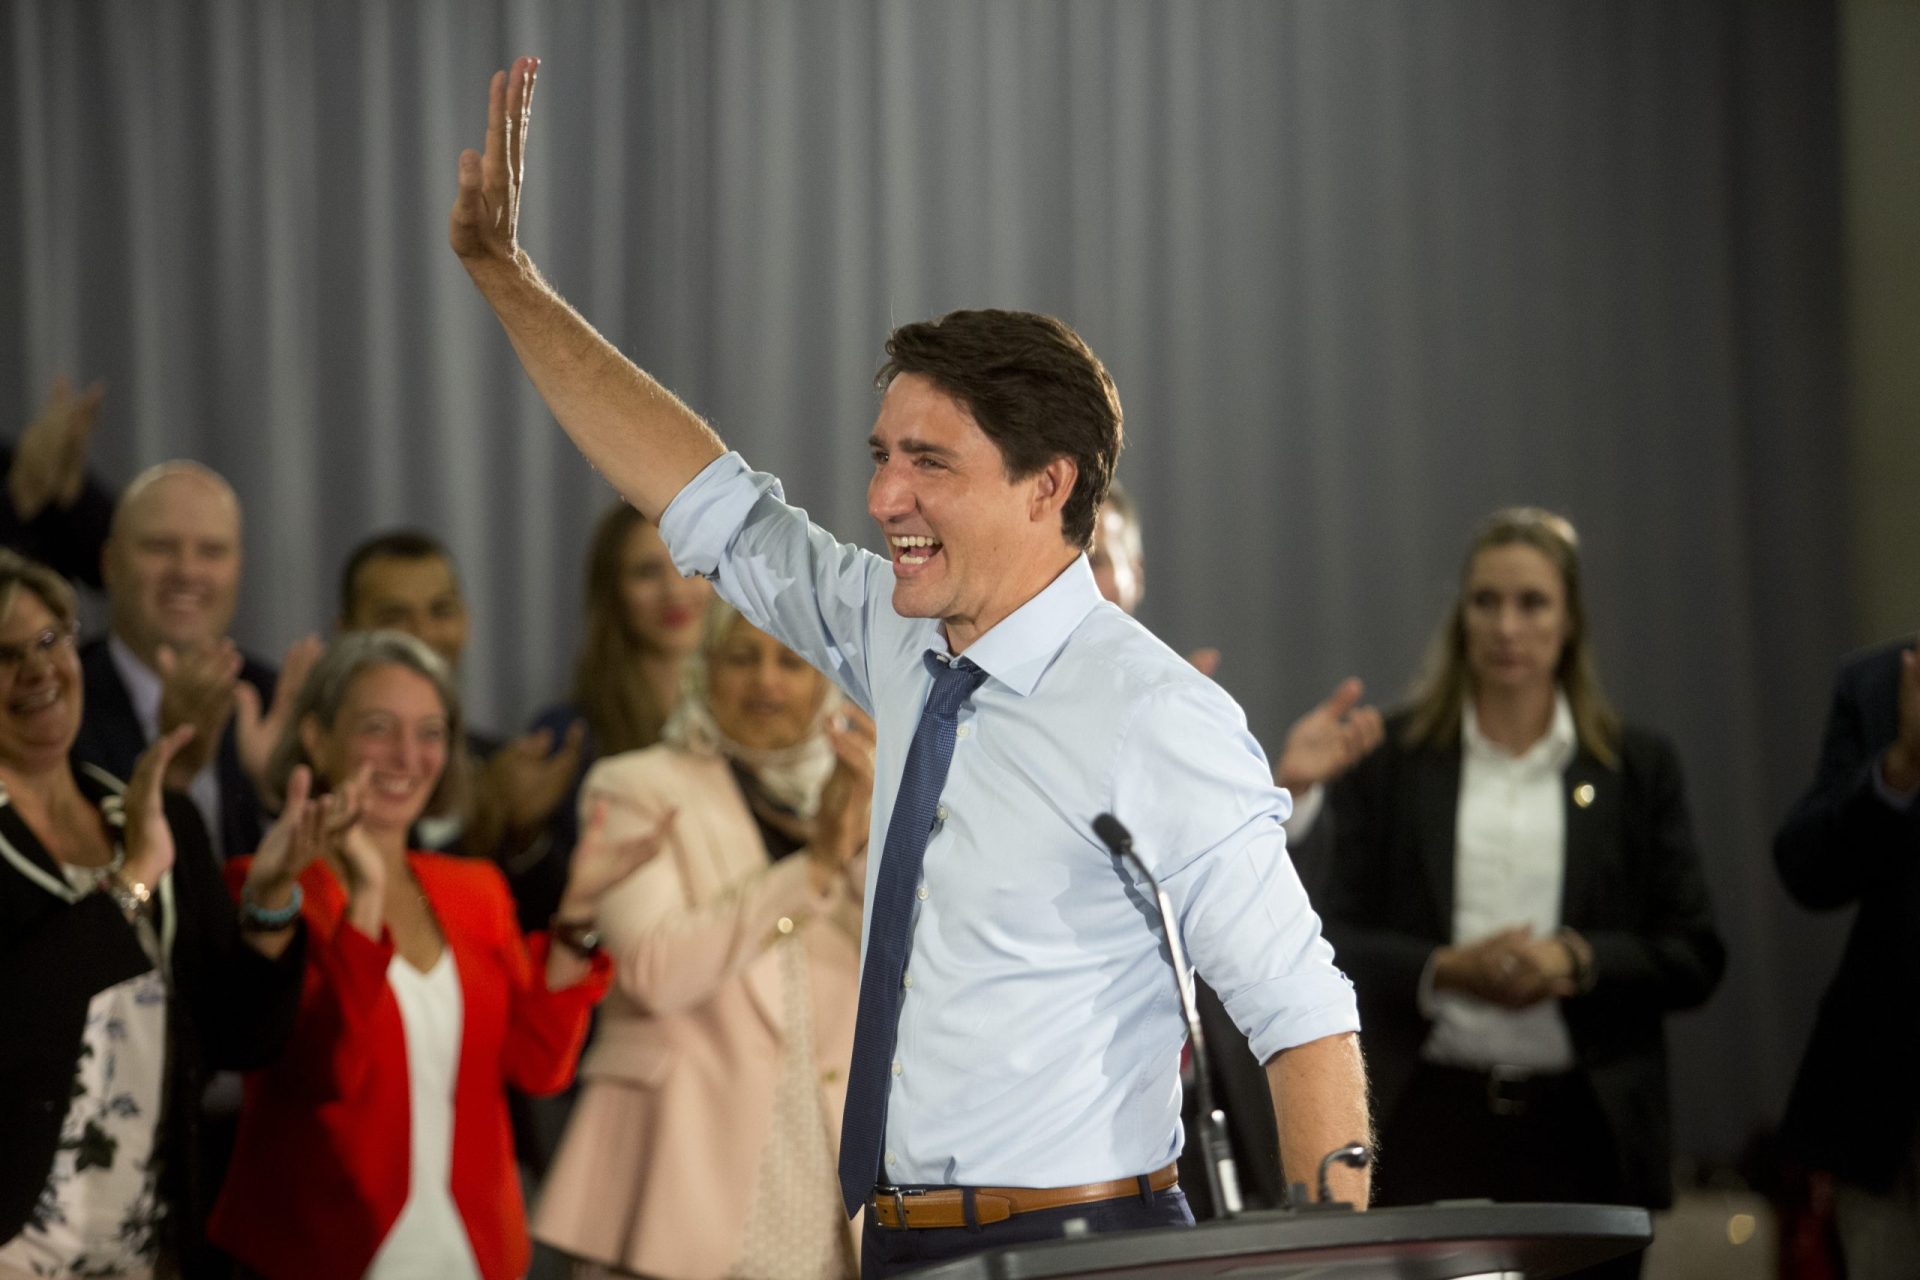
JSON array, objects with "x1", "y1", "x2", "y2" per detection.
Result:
[{"x1": 2, "y1": 1, "x2": 1849, "y2": 1173}]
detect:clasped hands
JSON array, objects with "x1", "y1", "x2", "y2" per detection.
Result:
[{"x1": 1433, "y1": 925, "x2": 1592, "y2": 1009}]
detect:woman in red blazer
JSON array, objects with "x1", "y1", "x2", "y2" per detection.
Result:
[{"x1": 208, "y1": 631, "x2": 664, "y2": 1280}]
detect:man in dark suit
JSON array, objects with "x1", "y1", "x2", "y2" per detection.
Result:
[
  {"x1": 71, "y1": 462, "x2": 316, "y2": 860},
  {"x1": 1776, "y1": 639, "x2": 1920, "y2": 1279}
]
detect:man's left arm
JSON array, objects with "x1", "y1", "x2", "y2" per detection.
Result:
[
  {"x1": 1112, "y1": 679, "x2": 1369, "y2": 1199},
  {"x1": 1264, "y1": 1032, "x2": 1372, "y2": 1205}
]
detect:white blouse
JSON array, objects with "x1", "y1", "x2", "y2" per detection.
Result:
[
  {"x1": 1422, "y1": 694, "x2": 1578, "y2": 1073},
  {"x1": 364, "y1": 949, "x2": 482, "y2": 1280}
]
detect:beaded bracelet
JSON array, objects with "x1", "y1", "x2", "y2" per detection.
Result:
[{"x1": 240, "y1": 883, "x2": 304, "y2": 932}]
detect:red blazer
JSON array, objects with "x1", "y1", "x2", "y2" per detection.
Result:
[{"x1": 208, "y1": 853, "x2": 610, "y2": 1280}]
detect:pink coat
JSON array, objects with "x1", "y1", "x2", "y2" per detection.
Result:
[{"x1": 532, "y1": 746, "x2": 864, "y2": 1278}]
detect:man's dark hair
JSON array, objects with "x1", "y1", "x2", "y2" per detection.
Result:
[
  {"x1": 876, "y1": 309, "x2": 1122, "y2": 549},
  {"x1": 339, "y1": 528, "x2": 456, "y2": 617}
]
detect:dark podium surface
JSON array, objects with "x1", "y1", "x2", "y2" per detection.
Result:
[{"x1": 906, "y1": 1202, "x2": 1653, "y2": 1279}]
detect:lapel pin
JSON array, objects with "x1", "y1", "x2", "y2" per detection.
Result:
[{"x1": 1573, "y1": 783, "x2": 1596, "y2": 809}]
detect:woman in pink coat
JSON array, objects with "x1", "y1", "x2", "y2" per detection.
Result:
[{"x1": 534, "y1": 600, "x2": 874, "y2": 1280}]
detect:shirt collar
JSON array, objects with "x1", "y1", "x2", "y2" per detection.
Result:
[
  {"x1": 1461, "y1": 689, "x2": 1577, "y2": 770},
  {"x1": 107, "y1": 632, "x2": 164, "y2": 741},
  {"x1": 933, "y1": 555, "x2": 1104, "y2": 698}
]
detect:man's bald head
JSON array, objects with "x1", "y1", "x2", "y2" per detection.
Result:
[{"x1": 104, "y1": 462, "x2": 244, "y2": 666}]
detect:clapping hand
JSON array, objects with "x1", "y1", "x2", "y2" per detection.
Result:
[
  {"x1": 811, "y1": 708, "x2": 877, "y2": 890},
  {"x1": 1276, "y1": 677, "x2": 1385, "y2": 793},
  {"x1": 556, "y1": 798, "x2": 675, "y2": 919},
  {"x1": 235, "y1": 635, "x2": 324, "y2": 799},
  {"x1": 450, "y1": 56, "x2": 539, "y2": 267},
  {"x1": 122, "y1": 725, "x2": 197, "y2": 890},
  {"x1": 484, "y1": 721, "x2": 587, "y2": 842},
  {"x1": 156, "y1": 643, "x2": 242, "y2": 789},
  {"x1": 8, "y1": 375, "x2": 105, "y2": 521}
]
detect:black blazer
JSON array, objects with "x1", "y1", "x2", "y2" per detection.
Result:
[
  {"x1": 1319, "y1": 712, "x2": 1725, "y2": 1208},
  {"x1": 71, "y1": 636, "x2": 276, "y2": 860},
  {"x1": 0, "y1": 768, "x2": 304, "y2": 1256},
  {"x1": 1774, "y1": 639, "x2": 1920, "y2": 1191}
]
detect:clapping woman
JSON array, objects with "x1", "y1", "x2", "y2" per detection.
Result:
[
  {"x1": 0, "y1": 550, "x2": 312, "y2": 1280},
  {"x1": 208, "y1": 631, "x2": 666, "y2": 1280},
  {"x1": 535, "y1": 600, "x2": 874, "y2": 1280}
]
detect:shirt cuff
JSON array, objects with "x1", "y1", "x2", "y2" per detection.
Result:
[
  {"x1": 657, "y1": 451, "x2": 779, "y2": 578},
  {"x1": 1874, "y1": 756, "x2": 1919, "y2": 811},
  {"x1": 1281, "y1": 784, "x2": 1323, "y2": 841}
]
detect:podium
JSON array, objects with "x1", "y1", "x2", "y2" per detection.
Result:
[{"x1": 904, "y1": 1202, "x2": 1652, "y2": 1279}]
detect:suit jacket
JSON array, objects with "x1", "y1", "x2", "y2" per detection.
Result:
[
  {"x1": 532, "y1": 746, "x2": 863, "y2": 1279},
  {"x1": 71, "y1": 636, "x2": 275, "y2": 860},
  {"x1": 208, "y1": 853, "x2": 611, "y2": 1280},
  {"x1": 1774, "y1": 639, "x2": 1920, "y2": 1190},
  {"x1": 1319, "y1": 712, "x2": 1725, "y2": 1209},
  {"x1": 0, "y1": 770, "x2": 304, "y2": 1257}
]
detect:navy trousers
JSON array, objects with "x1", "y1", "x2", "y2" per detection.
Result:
[{"x1": 860, "y1": 1184, "x2": 1193, "y2": 1278}]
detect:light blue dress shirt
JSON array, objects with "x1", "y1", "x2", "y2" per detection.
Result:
[{"x1": 661, "y1": 453, "x2": 1359, "y2": 1187}]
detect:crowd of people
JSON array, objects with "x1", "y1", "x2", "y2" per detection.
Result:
[{"x1": 0, "y1": 54, "x2": 1911, "y2": 1280}]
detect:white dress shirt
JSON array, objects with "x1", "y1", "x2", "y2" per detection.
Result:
[
  {"x1": 661, "y1": 453, "x2": 1357, "y2": 1187},
  {"x1": 1422, "y1": 694, "x2": 1577, "y2": 1073}
]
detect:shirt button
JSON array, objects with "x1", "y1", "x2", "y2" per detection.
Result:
[
  {"x1": 903, "y1": 974, "x2": 913, "y2": 989},
  {"x1": 916, "y1": 885, "x2": 929, "y2": 901},
  {"x1": 776, "y1": 916, "x2": 795, "y2": 935},
  {"x1": 935, "y1": 804, "x2": 949, "y2": 822},
  {"x1": 956, "y1": 725, "x2": 971, "y2": 740},
  {"x1": 891, "y1": 1061, "x2": 902, "y2": 1076},
  {"x1": 885, "y1": 1151, "x2": 896, "y2": 1166}
]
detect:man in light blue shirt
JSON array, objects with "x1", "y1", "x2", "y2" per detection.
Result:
[{"x1": 450, "y1": 57, "x2": 1369, "y2": 1274}]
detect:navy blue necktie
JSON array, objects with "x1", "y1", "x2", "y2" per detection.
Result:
[{"x1": 838, "y1": 652, "x2": 989, "y2": 1215}]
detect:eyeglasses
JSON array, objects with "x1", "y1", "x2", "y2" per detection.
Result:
[{"x1": 0, "y1": 626, "x2": 78, "y2": 672}]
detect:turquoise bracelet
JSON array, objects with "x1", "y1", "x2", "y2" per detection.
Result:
[{"x1": 239, "y1": 883, "x2": 304, "y2": 932}]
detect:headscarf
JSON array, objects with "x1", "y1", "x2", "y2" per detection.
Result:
[{"x1": 660, "y1": 599, "x2": 843, "y2": 817}]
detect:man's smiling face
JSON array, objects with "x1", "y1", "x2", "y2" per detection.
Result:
[{"x1": 866, "y1": 373, "x2": 1074, "y2": 653}]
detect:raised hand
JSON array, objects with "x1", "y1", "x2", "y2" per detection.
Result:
[
  {"x1": 1275, "y1": 676, "x2": 1385, "y2": 793},
  {"x1": 122, "y1": 725, "x2": 197, "y2": 889},
  {"x1": 8, "y1": 375, "x2": 105, "y2": 520},
  {"x1": 557, "y1": 798, "x2": 674, "y2": 918},
  {"x1": 450, "y1": 56, "x2": 540, "y2": 267},
  {"x1": 484, "y1": 721, "x2": 587, "y2": 842},
  {"x1": 234, "y1": 634, "x2": 324, "y2": 797},
  {"x1": 156, "y1": 642, "x2": 242, "y2": 788},
  {"x1": 244, "y1": 765, "x2": 325, "y2": 897},
  {"x1": 811, "y1": 707, "x2": 877, "y2": 889}
]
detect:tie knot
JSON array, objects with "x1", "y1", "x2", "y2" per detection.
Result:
[{"x1": 922, "y1": 653, "x2": 988, "y2": 718}]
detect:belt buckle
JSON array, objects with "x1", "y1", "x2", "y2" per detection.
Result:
[
  {"x1": 876, "y1": 1185, "x2": 923, "y2": 1230},
  {"x1": 1487, "y1": 1065, "x2": 1530, "y2": 1117}
]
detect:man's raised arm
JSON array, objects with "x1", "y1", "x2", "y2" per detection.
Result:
[{"x1": 449, "y1": 57, "x2": 722, "y2": 522}]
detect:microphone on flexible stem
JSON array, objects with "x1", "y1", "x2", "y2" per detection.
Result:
[{"x1": 1092, "y1": 812, "x2": 1243, "y2": 1218}]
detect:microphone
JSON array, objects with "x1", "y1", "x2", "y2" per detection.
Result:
[{"x1": 1093, "y1": 812, "x2": 1243, "y2": 1218}]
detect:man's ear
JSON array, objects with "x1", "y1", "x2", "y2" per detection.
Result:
[{"x1": 1030, "y1": 457, "x2": 1079, "y2": 530}]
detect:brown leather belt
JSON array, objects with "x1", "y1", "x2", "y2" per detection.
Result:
[{"x1": 868, "y1": 1163, "x2": 1179, "y2": 1229}]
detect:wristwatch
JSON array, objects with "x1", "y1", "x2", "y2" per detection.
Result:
[{"x1": 550, "y1": 916, "x2": 603, "y2": 956}]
